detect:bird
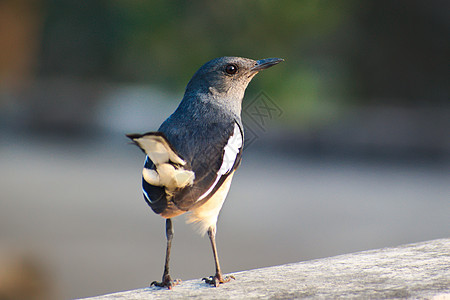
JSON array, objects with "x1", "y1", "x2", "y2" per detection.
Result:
[{"x1": 127, "y1": 56, "x2": 283, "y2": 288}]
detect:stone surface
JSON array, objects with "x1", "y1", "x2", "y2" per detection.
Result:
[{"x1": 81, "y1": 239, "x2": 450, "y2": 299}]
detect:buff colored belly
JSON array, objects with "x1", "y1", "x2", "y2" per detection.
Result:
[{"x1": 187, "y1": 173, "x2": 234, "y2": 235}]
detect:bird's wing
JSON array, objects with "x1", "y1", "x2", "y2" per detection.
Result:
[
  {"x1": 126, "y1": 132, "x2": 186, "y2": 165},
  {"x1": 171, "y1": 121, "x2": 244, "y2": 210},
  {"x1": 127, "y1": 121, "x2": 243, "y2": 213},
  {"x1": 126, "y1": 132, "x2": 195, "y2": 214},
  {"x1": 196, "y1": 122, "x2": 243, "y2": 201}
]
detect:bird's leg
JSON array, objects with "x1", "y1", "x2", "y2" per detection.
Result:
[
  {"x1": 202, "y1": 225, "x2": 235, "y2": 287},
  {"x1": 151, "y1": 218, "x2": 181, "y2": 289}
]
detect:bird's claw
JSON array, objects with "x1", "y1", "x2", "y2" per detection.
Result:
[
  {"x1": 150, "y1": 275, "x2": 181, "y2": 289},
  {"x1": 202, "y1": 274, "x2": 235, "y2": 287}
]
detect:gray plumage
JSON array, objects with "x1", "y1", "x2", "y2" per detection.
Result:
[{"x1": 127, "y1": 56, "x2": 283, "y2": 288}]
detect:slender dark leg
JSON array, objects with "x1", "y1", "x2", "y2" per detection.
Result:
[
  {"x1": 151, "y1": 218, "x2": 180, "y2": 289},
  {"x1": 202, "y1": 225, "x2": 235, "y2": 287}
]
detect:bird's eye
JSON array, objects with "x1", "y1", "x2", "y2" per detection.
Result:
[{"x1": 225, "y1": 64, "x2": 238, "y2": 75}]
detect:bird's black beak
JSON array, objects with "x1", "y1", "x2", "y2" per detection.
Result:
[{"x1": 251, "y1": 57, "x2": 284, "y2": 72}]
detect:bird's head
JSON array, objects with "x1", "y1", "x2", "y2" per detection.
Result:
[{"x1": 185, "y1": 56, "x2": 284, "y2": 104}]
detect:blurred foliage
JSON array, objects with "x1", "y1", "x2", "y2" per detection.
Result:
[{"x1": 36, "y1": 0, "x2": 449, "y2": 123}]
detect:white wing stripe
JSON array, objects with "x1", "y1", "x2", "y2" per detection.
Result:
[
  {"x1": 219, "y1": 124, "x2": 243, "y2": 174},
  {"x1": 197, "y1": 123, "x2": 242, "y2": 202},
  {"x1": 143, "y1": 187, "x2": 153, "y2": 203},
  {"x1": 197, "y1": 175, "x2": 221, "y2": 202}
]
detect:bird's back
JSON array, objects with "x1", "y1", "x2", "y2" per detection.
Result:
[{"x1": 142, "y1": 98, "x2": 243, "y2": 216}]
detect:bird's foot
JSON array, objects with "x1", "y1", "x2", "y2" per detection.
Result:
[
  {"x1": 202, "y1": 273, "x2": 235, "y2": 287},
  {"x1": 150, "y1": 274, "x2": 181, "y2": 289}
]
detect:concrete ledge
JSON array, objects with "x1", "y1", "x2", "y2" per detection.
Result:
[{"x1": 82, "y1": 238, "x2": 450, "y2": 299}]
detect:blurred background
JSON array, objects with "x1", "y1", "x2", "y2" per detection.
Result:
[{"x1": 0, "y1": 0, "x2": 449, "y2": 299}]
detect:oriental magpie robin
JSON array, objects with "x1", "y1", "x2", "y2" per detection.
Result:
[{"x1": 127, "y1": 56, "x2": 283, "y2": 288}]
